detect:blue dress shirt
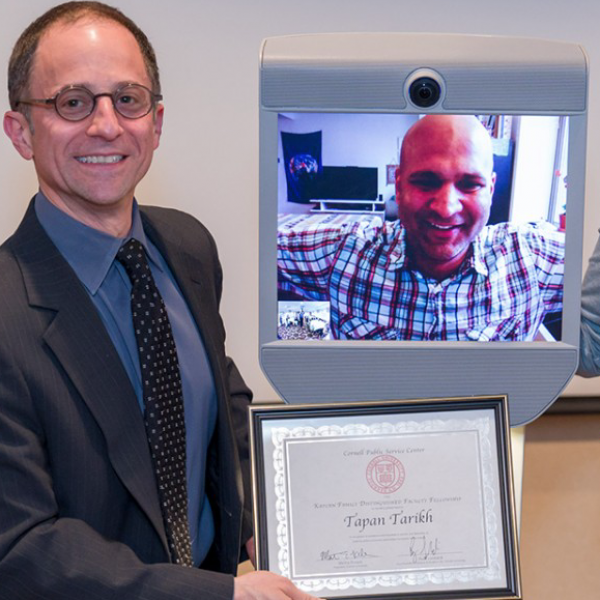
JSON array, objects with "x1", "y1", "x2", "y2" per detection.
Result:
[{"x1": 35, "y1": 193, "x2": 217, "y2": 566}]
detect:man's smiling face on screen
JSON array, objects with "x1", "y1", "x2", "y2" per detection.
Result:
[{"x1": 396, "y1": 115, "x2": 496, "y2": 281}]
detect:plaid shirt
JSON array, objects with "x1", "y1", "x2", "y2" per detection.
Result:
[{"x1": 277, "y1": 214, "x2": 564, "y2": 341}]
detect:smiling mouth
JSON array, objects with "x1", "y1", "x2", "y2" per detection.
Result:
[
  {"x1": 426, "y1": 221, "x2": 462, "y2": 231},
  {"x1": 76, "y1": 155, "x2": 125, "y2": 164}
]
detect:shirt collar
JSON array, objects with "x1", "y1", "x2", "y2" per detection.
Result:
[
  {"x1": 34, "y1": 192, "x2": 163, "y2": 295},
  {"x1": 386, "y1": 221, "x2": 409, "y2": 269},
  {"x1": 470, "y1": 229, "x2": 490, "y2": 277}
]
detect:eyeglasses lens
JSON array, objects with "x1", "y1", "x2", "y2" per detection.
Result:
[
  {"x1": 56, "y1": 88, "x2": 95, "y2": 120},
  {"x1": 114, "y1": 86, "x2": 153, "y2": 119}
]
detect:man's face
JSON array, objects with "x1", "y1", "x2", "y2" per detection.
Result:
[
  {"x1": 10, "y1": 18, "x2": 163, "y2": 228},
  {"x1": 396, "y1": 116, "x2": 496, "y2": 280}
]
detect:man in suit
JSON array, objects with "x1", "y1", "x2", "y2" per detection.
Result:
[{"x1": 0, "y1": 3, "x2": 316, "y2": 599}]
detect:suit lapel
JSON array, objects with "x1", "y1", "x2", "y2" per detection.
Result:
[
  {"x1": 140, "y1": 211, "x2": 226, "y2": 384},
  {"x1": 13, "y1": 203, "x2": 168, "y2": 552}
]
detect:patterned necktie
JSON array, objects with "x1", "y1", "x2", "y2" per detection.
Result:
[{"x1": 116, "y1": 238, "x2": 194, "y2": 567}]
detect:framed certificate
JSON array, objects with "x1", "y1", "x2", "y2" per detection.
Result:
[{"x1": 249, "y1": 396, "x2": 521, "y2": 599}]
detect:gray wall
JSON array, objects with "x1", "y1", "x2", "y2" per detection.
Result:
[{"x1": 1, "y1": 0, "x2": 599, "y2": 400}]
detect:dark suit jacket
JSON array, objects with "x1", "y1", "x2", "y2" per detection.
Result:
[{"x1": 0, "y1": 201, "x2": 253, "y2": 599}]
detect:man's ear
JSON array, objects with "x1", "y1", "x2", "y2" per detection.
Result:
[
  {"x1": 489, "y1": 171, "x2": 497, "y2": 197},
  {"x1": 3, "y1": 111, "x2": 34, "y2": 160},
  {"x1": 395, "y1": 166, "x2": 403, "y2": 210},
  {"x1": 153, "y1": 103, "x2": 164, "y2": 150}
]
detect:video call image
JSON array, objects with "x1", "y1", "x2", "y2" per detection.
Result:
[
  {"x1": 277, "y1": 113, "x2": 568, "y2": 342},
  {"x1": 278, "y1": 301, "x2": 332, "y2": 340}
]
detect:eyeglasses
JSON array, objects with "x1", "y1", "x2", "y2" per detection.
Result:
[{"x1": 17, "y1": 83, "x2": 163, "y2": 121}]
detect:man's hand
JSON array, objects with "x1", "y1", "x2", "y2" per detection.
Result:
[
  {"x1": 245, "y1": 536, "x2": 256, "y2": 567},
  {"x1": 234, "y1": 571, "x2": 320, "y2": 600}
]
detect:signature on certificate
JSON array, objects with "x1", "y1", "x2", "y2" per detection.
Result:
[
  {"x1": 409, "y1": 535, "x2": 441, "y2": 562},
  {"x1": 319, "y1": 548, "x2": 378, "y2": 561}
]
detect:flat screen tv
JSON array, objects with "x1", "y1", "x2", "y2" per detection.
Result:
[{"x1": 259, "y1": 33, "x2": 588, "y2": 425}]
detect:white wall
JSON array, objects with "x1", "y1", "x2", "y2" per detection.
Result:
[
  {"x1": 1, "y1": 0, "x2": 599, "y2": 400},
  {"x1": 511, "y1": 116, "x2": 560, "y2": 224}
]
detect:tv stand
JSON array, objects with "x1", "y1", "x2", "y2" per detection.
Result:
[{"x1": 311, "y1": 199, "x2": 385, "y2": 214}]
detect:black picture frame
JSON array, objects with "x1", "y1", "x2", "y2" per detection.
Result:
[{"x1": 249, "y1": 396, "x2": 521, "y2": 600}]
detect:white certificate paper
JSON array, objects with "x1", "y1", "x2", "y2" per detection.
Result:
[{"x1": 251, "y1": 399, "x2": 520, "y2": 599}]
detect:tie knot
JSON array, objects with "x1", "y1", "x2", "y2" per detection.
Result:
[{"x1": 116, "y1": 238, "x2": 151, "y2": 286}]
